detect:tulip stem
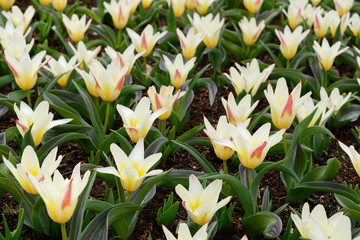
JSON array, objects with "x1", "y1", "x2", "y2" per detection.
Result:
[
  {"x1": 223, "y1": 160, "x2": 228, "y2": 174},
  {"x1": 143, "y1": 57, "x2": 147, "y2": 73},
  {"x1": 248, "y1": 168, "x2": 253, "y2": 189},
  {"x1": 27, "y1": 90, "x2": 32, "y2": 109},
  {"x1": 286, "y1": 59, "x2": 290, "y2": 69},
  {"x1": 117, "y1": 28, "x2": 122, "y2": 46},
  {"x1": 246, "y1": 46, "x2": 250, "y2": 58},
  {"x1": 61, "y1": 223, "x2": 67, "y2": 240},
  {"x1": 283, "y1": 134, "x2": 287, "y2": 156},
  {"x1": 126, "y1": 191, "x2": 132, "y2": 202},
  {"x1": 159, "y1": 119, "x2": 166, "y2": 136},
  {"x1": 103, "y1": 102, "x2": 111, "y2": 138}
]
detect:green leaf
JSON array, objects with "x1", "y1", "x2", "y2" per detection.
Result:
[
  {"x1": 167, "y1": 4, "x2": 176, "y2": 33},
  {"x1": 241, "y1": 212, "x2": 282, "y2": 238},
  {"x1": 335, "y1": 194, "x2": 360, "y2": 224}
]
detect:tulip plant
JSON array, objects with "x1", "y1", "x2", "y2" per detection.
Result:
[{"x1": 1, "y1": 0, "x2": 360, "y2": 239}]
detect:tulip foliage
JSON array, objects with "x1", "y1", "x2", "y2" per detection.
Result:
[{"x1": 0, "y1": 0, "x2": 360, "y2": 240}]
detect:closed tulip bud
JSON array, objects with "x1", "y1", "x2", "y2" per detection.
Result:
[
  {"x1": 334, "y1": 0, "x2": 353, "y2": 17},
  {"x1": 218, "y1": 123, "x2": 285, "y2": 169},
  {"x1": 203, "y1": 115, "x2": 235, "y2": 161},
  {"x1": 282, "y1": 1, "x2": 307, "y2": 30},
  {"x1": 117, "y1": 97, "x2": 168, "y2": 142},
  {"x1": 311, "y1": 0, "x2": 321, "y2": 6},
  {"x1": 40, "y1": 0, "x2": 51, "y2": 6},
  {"x1": 314, "y1": 9, "x2": 330, "y2": 38},
  {"x1": 52, "y1": 0, "x2": 67, "y2": 11},
  {"x1": 147, "y1": 86, "x2": 185, "y2": 120},
  {"x1": 127, "y1": 0, "x2": 141, "y2": 14},
  {"x1": 2, "y1": 5, "x2": 34, "y2": 30},
  {"x1": 264, "y1": 78, "x2": 311, "y2": 130},
  {"x1": 296, "y1": 97, "x2": 334, "y2": 127},
  {"x1": 222, "y1": 92, "x2": 259, "y2": 126},
  {"x1": 29, "y1": 162, "x2": 90, "y2": 224},
  {"x1": 291, "y1": 202, "x2": 352, "y2": 239},
  {"x1": 320, "y1": 87, "x2": 351, "y2": 113},
  {"x1": 163, "y1": 223, "x2": 208, "y2": 240},
  {"x1": 339, "y1": 142, "x2": 360, "y2": 177},
  {"x1": 167, "y1": 0, "x2": 186, "y2": 18},
  {"x1": 1, "y1": 32, "x2": 34, "y2": 58},
  {"x1": 142, "y1": 0, "x2": 153, "y2": 9},
  {"x1": 3, "y1": 146, "x2": 62, "y2": 194},
  {"x1": 14, "y1": 101, "x2": 72, "y2": 146},
  {"x1": 62, "y1": 14, "x2": 92, "y2": 43},
  {"x1": 275, "y1": 25, "x2": 310, "y2": 60},
  {"x1": 104, "y1": 0, "x2": 131, "y2": 29},
  {"x1": 189, "y1": 13, "x2": 224, "y2": 48},
  {"x1": 313, "y1": 38, "x2": 349, "y2": 71},
  {"x1": 243, "y1": 0, "x2": 263, "y2": 14},
  {"x1": 163, "y1": 54, "x2": 196, "y2": 89},
  {"x1": 69, "y1": 41, "x2": 101, "y2": 69},
  {"x1": 127, "y1": 25, "x2": 167, "y2": 57},
  {"x1": 97, "y1": 138, "x2": 163, "y2": 192},
  {"x1": 43, "y1": 55, "x2": 77, "y2": 87},
  {"x1": 176, "y1": 27, "x2": 205, "y2": 60},
  {"x1": 328, "y1": 11, "x2": 349, "y2": 37},
  {"x1": 0, "y1": 0, "x2": 15, "y2": 9},
  {"x1": 186, "y1": 0, "x2": 196, "y2": 10},
  {"x1": 349, "y1": 13, "x2": 360, "y2": 36},
  {"x1": 175, "y1": 174, "x2": 231, "y2": 226},
  {"x1": 223, "y1": 59, "x2": 274, "y2": 96},
  {"x1": 105, "y1": 45, "x2": 145, "y2": 76},
  {"x1": 4, "y1": 50, "x2": 50, "y2": 91},
  {"x1": 238, "y1": 17, "x2": 265, "y2": 47},
  {"x1": 195, "y1": 0, "x2": 215, "y2": 15}
]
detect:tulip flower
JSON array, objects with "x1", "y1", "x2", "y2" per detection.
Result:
[
  {"x1": 221, "y1": 92, "x2": 259, "y2": 126},
  {"x1": 162, "y1": 223, "x2": 208, "y2": 240},
  {"x1": 218, "y1": 123, "x2": 285, "y2": 169},
  {"x1": 3, "y1": 145, "x2": 62, "y2": 194},
  {"x1": 186, "y1": 0, "x2": 196, "y2": 10},
  {"x1": 0, "y1": 0, "x2": 15, "y2": 10},
  {"x1": 301, "y1": 4, "x2": 316, "y2": 27},
  {"x1": 163, "y1": 54, "x2": 196, "y2": 89},
  {"x1": 69, "y1": 41, "x2": 101, "y2": 69},
  {"x1": 238, "y1": 17, "x2": 265, "y2": 47},
  {"x1": 243, "y1": 0, "x2": 263, "y2": 14},
  {"x1": 142, "y1": 0, "x2": 153, "y2": 9},
  {"x1": 175, "y1": 174, "x2": 231, "y2": 226},
  {"x1": 0, "y1": 21, "x2": 29, "y2": 43},
  {"x1": 43, "y1": 55, "x2": 77, "y2": 87},
  {"x1": 52, "y1": 0, "x2": 67, "y2": 11},
  {"x1": 203, "y1": 115, "x2": 235, "y2": 161},
  {"x1": 29, "y1": 162, "x2": 90, "y2": 224},
  {"x1": 320, "y1": 87, "x2": 351, "y2": 113},
  {"x1": 127, "y1": 0, "x2": 141, "y2": 14},
  {"x1": 176, "y1": 27, "x2": 205, "y2": 60},
  {"x1": 223, "y1": 58, "x2": 275, "y2": 96},
  {"x1": 349, "y1": 13, "x2": 360, "y2": 36},
  {"x1": 167, "y1": 0, "x2": 186, "y2": 18},
  {"x1": 339, "y1": 142, "x2": 360, "y2": 177},
  {"x1": 105, "y1": 45, "x2": 145, "y2": 76},
  {"x1": 104, "y1": 0, "x2": 132, "y2": 29},
  {"x1": 189, "y1": 13, "x2": 225, "y2": 48},
  {"x1": 311, "y1": 0, "x2": 321, "y2": 6},
  {"x1": 14, "y1": 101, "x2": 72, "y2": 146},
  {"x1": 126, "y1": 24, "x2": 167, "y2": 57},
  {"x1": 117, "y1": 97, "x2": 168, "y2": 142},
  {"x1": 328, "y1": 11, "x2": 349, "y2": 37},
  {"x1": 147, "y1": 85, "x2": 185, "y2": 120},
  {"x1": 62, "y1": 14, "x2": 92, "y2": 43},
  {"x1": 1, "y1": 32, "x2": 34, "y2": 58},
  {"x1": 313, "y1": 38, "x2": 349, "y2": 71},
  {"x1": 264, "y1": 77, "x2": 311, "y2": 130},
  {"x1": 314, "y1": 10, "x2": 330, "y2": 39},
  {"x1": 2, "y1": 5, "x2": 34, "y2": 30},
  {"x1": 282, "y1": 0, "x2": 307, "y2": 30},
  {"x1": 97, "y1": 138, "x2": 163, "y2": 192},
  {"x1": 40, "y1": 0, "x2": 51, "y2": 7},
  {"x1": 275, "y1": 25, "x2": 310, "y2": 60},
  {"x1": 291, "y1": 202, "x2": 352, "y2": 239},
  {"x1": 4, "y1": 50, "x2": 49, "y2": 91},
  {"x1": 296, "y1": 97, "x2": 334, "y2": 127},
  {"x1": 334, "y1": 0, "x2": 353, "y2": 17},
  {"x1": 195, "y1": 0, "x2": 215, "y2": 15}
]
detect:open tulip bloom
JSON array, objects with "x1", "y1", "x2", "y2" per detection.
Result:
[
  {"x1": 167, "y1": 0, "x2": 187, "y2": 18},
  {"x1": 339, "y1": 142, "x2": 360, "y2": 177},
  {"x1": 126, "y1": 25, "x2": 167, "y2": 57},
  {"x1": 163, "y1": 54, "x2": 196, "y2": 89},
  {"x1": 97, "y1": 138, "x2": 163, "y2": 192},
  {"x1": 243, "y1": 0, "x2": 263, "y2": 14},
  {"x1": 314, "y1": 10, "x2": 331, "y2": 39},
  {"x1": 320, "y1": 87, "x2": 351, "y2": 114},
  {"x1": 1, "y1": 31, "x2": 34, "y2": 58},
  {"x1": 264, "y1": 77, "x2": 311, "y2": 130},
  {"x1": 104, "y1": 0, "x2": 132, "y2": 29},
  {"x1": 62, "y1": 13, "x2": 92, "y2": 43},
  {"x1": 43, "y1": 55, "x2": 77, "y2": 87},
  {"x1": 0, "y1": 21, "x2": 30, "y2": 43},
  {"x1": 2, "y1": 5, "x2": 35, "y2": 30},
  {"x1": 175, "y1": 174, "x2": 231, "y2": 226},
  {"x1": 176, "y1": 27, "x2": 205, "y2": 60},
  {"x1": 349, "y1": 13, "x2": 360, "y2": 37},
  {"x1": 69, "y1": 41, "x2": 101, "y2": 69},
  {"x1": 282, "y1": 0, "x2": 307, "y2": 30},
  {"x1": 313, "y1": 38, "x2": 349, "y2": 71},
  {"x1": 238, "y1": 17, "x2": 265, "y2": 47},
  {"x1": 117, "y1": 97, "x2": 168, "y2": 142},
  {"x1": 28, "y1": 162, "x2": 90, "y2": 224},
  {"x1": 334, "y1": 0, "x2": 353, "y2": 17},
  {"x1": 3, "y1": 146, "x2": 62, "y2": 194},
  {"x1": 162, "y1": 223, "x2": 208, "y2": 240},
  {"x1": 296, "y1": 97, "x2": 334, "y2": 127},
  {"x1": 195, "y1": 0, "x2": 215, "y2": 15},
  {"x1": 14, "y1": 101, "x2": 72, "y2": 146}
]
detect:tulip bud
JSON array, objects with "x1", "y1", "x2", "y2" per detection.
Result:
[
  {"x1": 334, "y1": 0, "x2": 353, "y2": 17},
  {"x1": 313, "y1": 38, "x2": 349, "y2": 71},
  {"x1": 176, "y1": 27, "x2": 205, "y2": 60},
  {"x1": 163, "y1": 54, "x2": 196, "y2": 89},
  {"x1": 0, "y1": 0, "x2": 15, "y2": 9},
  {"x1": 243, "y1": 0, "x2": 263, "y2": 14},
  {"x1": 195, "y1": 0, "x2": 215, "y2": 15},
  {"x1": 43, "y1": 55, "x2": 77, "y2": 87},
  {"x1": 52, "y1": 0, "x2": 67, "y2": 11},
  {"x1": 62, "y1": 14, "x2": 92, "y2": 43},
  {"x1": 238, "y1": 17, "x2": 265, "y2": 47},
  {"x1": 104, "y1": 0, "x2": 132, "y2": 29}
]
